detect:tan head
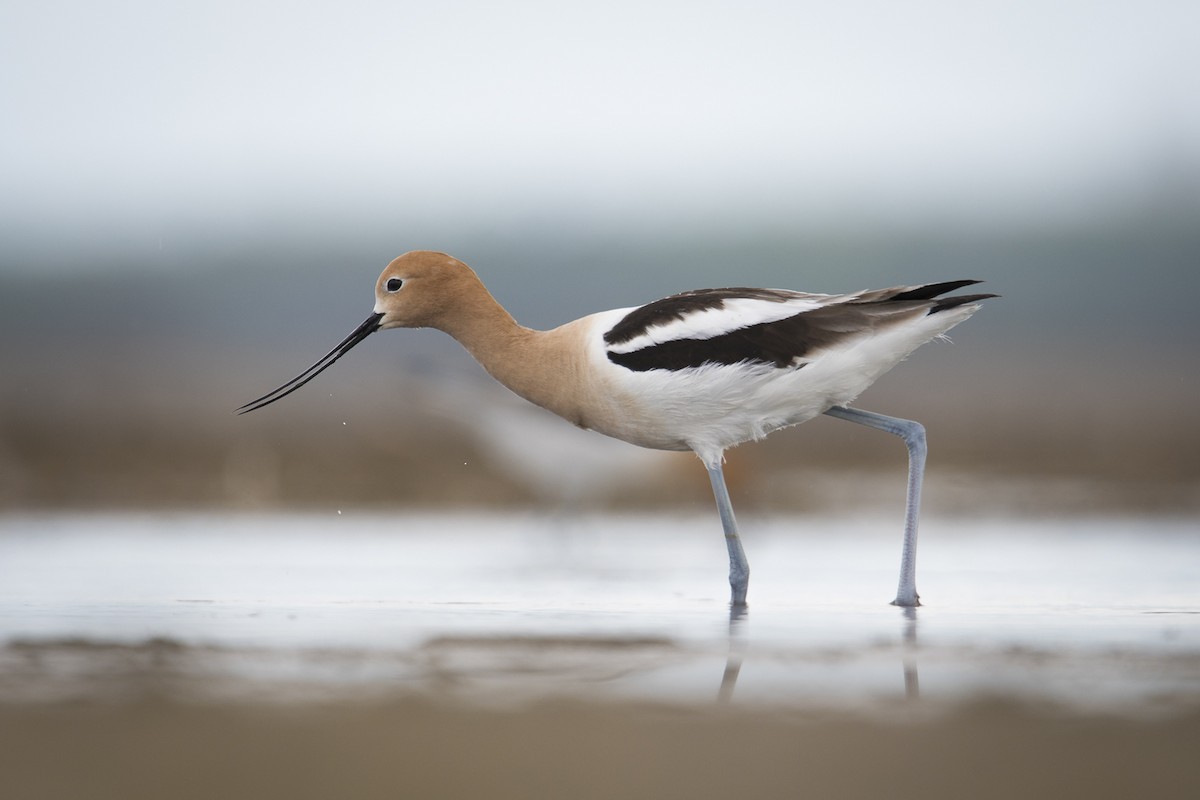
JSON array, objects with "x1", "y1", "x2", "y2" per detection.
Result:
[
  {"x1": 372, "y1": 250, "x2": 482, "y2": 331},
  {"x1": 237, "y1": 250, "x2": 484, "y2": 414}
]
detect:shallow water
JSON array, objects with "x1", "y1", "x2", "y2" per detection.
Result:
[{"x1": 1, "y1": 512, "x2": 1197, "y2": 712}]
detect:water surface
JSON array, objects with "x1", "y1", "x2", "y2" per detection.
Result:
[{"x1": 1, "y1": 512, "x2": 1196, "y2": 712}]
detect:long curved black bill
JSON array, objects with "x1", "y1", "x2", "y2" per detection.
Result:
[{"x1": 237, "y1": 312, "x2": 384, "y2": 414}]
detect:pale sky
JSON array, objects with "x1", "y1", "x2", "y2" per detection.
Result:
[{"x1": 2, "y1": 0, "x2": 1198, "y2": 263}]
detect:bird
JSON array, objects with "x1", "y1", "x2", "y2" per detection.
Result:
[{"x1": 239, "y1": 250, "x2": 995, "y2": 608}]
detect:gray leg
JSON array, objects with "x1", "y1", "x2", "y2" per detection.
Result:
[
  {"x1": 824, "y1": 405, "x2": 926, "y2": 607},
  {"x1": 706, "y1": 463, "x2": 750, "y2": 607}
]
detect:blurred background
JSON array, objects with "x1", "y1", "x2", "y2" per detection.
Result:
[{"x1": 2, "y1": 0, "x2": 1197, "y2": 516}]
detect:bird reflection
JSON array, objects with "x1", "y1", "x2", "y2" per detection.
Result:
[
  {"x1": 716, "y1": 604, "x2": 922, "y2": 704},
  {"x1": 901, "y1": 605, "x2": 920, "y2": 700},
  {"x1": 717, "y1": 605, "x2": 748, "y2": 703}
]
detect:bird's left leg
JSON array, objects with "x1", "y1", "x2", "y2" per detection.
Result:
[
  {"x1": 823, "y1": 405, "x2": 926, "y2": 607},
  {"x1": 706, "y1": 463, "x2": 750, "y2": 607}
]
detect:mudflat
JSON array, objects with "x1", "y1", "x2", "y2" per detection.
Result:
[
  {"x1": 3, "y1": 699, "x2": 1198, "y2": 800},
  {"x1": 2, "y1": 513, "x2": 1197, "y2": 798}
]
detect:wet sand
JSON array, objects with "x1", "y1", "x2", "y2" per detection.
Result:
[{"x1": 3, "y1": 697, "x2": 1199, "y2": 800}]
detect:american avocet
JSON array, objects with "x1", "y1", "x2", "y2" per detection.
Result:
[{"x1": 240, "y1": 251, "x2": 995, "y2": 607}]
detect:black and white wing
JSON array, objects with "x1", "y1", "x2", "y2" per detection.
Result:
[{"x1": 603, "y1": 281, "x2": 994, "y2": 372}]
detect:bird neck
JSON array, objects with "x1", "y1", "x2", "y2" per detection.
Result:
[
  {"x1": 437, "y1": 287, "x2": 590, "y2": 425},
  {"x1": 440, "y1": 291, "x2": 537, "y2": 372}
]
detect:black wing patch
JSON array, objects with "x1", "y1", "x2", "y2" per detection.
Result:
[{"x1": 887, "y1": 280, "x2": 982, "y2": 302}]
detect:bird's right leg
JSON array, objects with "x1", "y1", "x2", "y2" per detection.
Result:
[
  {"x1": 823, "y1": 405, "x2": 926, "y2": 607},
  {"x1": 706, "y1": 462, "x2": 750, "y2": 607}
]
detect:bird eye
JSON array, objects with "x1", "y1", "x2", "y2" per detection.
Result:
[{"x1": 386, "y1": 278, "x2": 403, "y2": 292}]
